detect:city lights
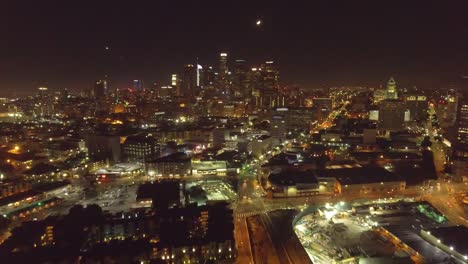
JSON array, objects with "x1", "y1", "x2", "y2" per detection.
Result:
[{"x1": 0, "y1": 3, "x2": 465, "y2": 264}]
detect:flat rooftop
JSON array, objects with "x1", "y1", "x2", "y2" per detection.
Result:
[
  {"x1": 315, "y1": 166, "x2": 404, "y2": 185},
  {"x1": 269, "y1": 170, "x2": 318, "y2": 186},
  {"x1": 426, "y1": 226, "x2": 468, "y2": 256},
  {"x1": 192, "y1": 160, "x2": 226, "y2": 170}
]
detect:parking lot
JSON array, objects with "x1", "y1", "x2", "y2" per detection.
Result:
[{"x1": 185, "y1": 180, "x2": 236, "y2": 205}]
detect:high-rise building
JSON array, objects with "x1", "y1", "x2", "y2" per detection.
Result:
[
  {"x1": 218, "y1": 53, "x2": 230, "y2": 95},
  {"x1": 122, "y1": 134, "x2": 160, "y2": 163},
  {"x1": 252, "y1": 61, "x2": 281, "y2": 108},
  {"x1": 93, "y1": 80, "x2": 107, "y2": 99},
  {"x1": 233, "y1": 59, "x2": 249, "y2": 98},
  {"x1": 219, "y1": 53, "x2": 228, "y2": 76},
  {"x1": 133, "y1": 79, "x2": 144, "y2": 91},
  {"x1": 203, "y1": 66, "x2": 216, "y2": 86},
  {"x1": 196, "y1": 64, "x2": 203, "y2": 87},
  {"x1": 182, "y1": 64, "x2": 196, "y2": 98},
  {"x1": 456, "y1": 98, "x2": 468, "y2": 146},
  {"x1": 403, "y1": 94, "x2": 427, "y2": 121},
  {"x1": 378, "y1": 100, "x2": 407, "y2": 131},
  {"x1": 386, "y1": 77, "x2": 398, "y2": 99},
  {"x1": 439, "y1": 93, "x2": 460, "y2": 127},
  {"x1": 248, "y1": 67, "x2": 263, "y2": 95},
  {"x1": 37, "y1": 87, "x2": 49, "y2": 99},
  {"x1": 171, "y1": 74, "x2": 181, "y2": 96},
  {"x1": 262, "y1": 61, "x2": 279, "y2": 91}
]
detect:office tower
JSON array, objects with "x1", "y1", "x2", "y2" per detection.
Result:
[
  {"x1": 248, "y1": 67, "x2": 263, "y2": 94},
  {"x1": 86, "y1": 134, "x2": 121, "y2": 163},
  {"x1": 253, "y1": 61, "x2": 282, "y2": 108},
  {"x1": 122, "y1": 134, "x2": 160, "y2": 163},
  {"x1": 378, "y1": 99, "x2": 407, "y2": 131},
  {"x1": 133, "y1": 79, "x2": 144, "y2": 91},
  {"x1": 37, "y1": 87, "x2": 48, "y2": 99},
  {"x1": 218, "y1": 53, "x2": 230, "y2": 95},
  {"x1": 403, "y1": 94, "x2": 428, "y2": 121},
  {"x1": 93, "y1": 80, "x2": 107, "y2": 99},
  {"x1": 203, "y1": 66, "x2": 216, "y2": 86},
  {"x1": 196, "y1": 64, "x2": 203, "y2": 87},
  {"x1": 171, "y1": 74, "x2": 181, "y2": 96},
  {"x1": 440, "y1": 93, "x2": 460, "y2": 127},
  {"x1": 219, "y1": 53, "x2": 228, "y2": 76},
  {"x1": 262, "y1": 61, "x2": 280, "y2": 91},
  {"x1": 456, "y1": 98, "x2": 468, "y2": 146},
  {"x1": 233, "y1": 59, "x2": 249, "y2": 98},
  {"x1": 453, "y1": 96, "x2": 468, "y2": 180},
  {"x1": 182, "y1": 64, "x2": 196, "y2": 98},
  {"x1": 35, "y1": 87, "x2": 52, "y2": 117},
  {"x1": 386, "y1": 77, "x2": 398, "y2": 99},
  {"x1": 158, "y1": 86, "x2": 174, "y2": 98}
]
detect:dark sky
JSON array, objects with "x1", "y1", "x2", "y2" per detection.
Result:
[{"x1": 1, "y1": 1, "x2": 468, "y2": 96}]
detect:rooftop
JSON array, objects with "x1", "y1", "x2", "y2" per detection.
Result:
[
  {"x1": 269, "y1": 170, "x2": 318, "y2": 186},
  {"x1": 148, "y1": 152, "x2": 190, "y2": 163},
  {"x1": 123, "y1": 134, "x2": 157, "y2": 145},
  {"x1": 426, "y1": 226, "x2": 468, "y2": 256},
  {"x1": 315, "y1": 166, "x2": 404, "y2": 185}
]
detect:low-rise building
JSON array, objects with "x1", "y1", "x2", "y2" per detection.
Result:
[
  {"x1": 248, "y1": 135, "x2": 280, "y2": 158},
  {"x1": 191, "y1": 160, "x2": 227, "y2": 176},
  {"x1": 316, "y1": 166, "x2": 406, "y2": 195},
  {"x1": 267, "y1": 170, "x2": 319, "y2": 198},
  {"x1": 146, "y1": 152, "x2": 191, "y2": 177}
]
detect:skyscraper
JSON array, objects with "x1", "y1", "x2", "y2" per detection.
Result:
[
  {"x1": 262, "y1": 61, "x2": 279, "y2": 91},
  {"x1": 386, "y1": 77, "x2": 398, "y2": 99},
  {"x1": 219, "y1": 53, "x2": 228, "y2": 76},
  {"x1": 133, "y1": 79, "x2": 144, "y2": 91},
  {"x1": 196, "y1": 64, "x2": 203, "y2": 87},
  {"x1": 93, "y1": 80, "x2": 107, "y2": 99},
  {"x1": 203, "y1": 66, "x2": 215, "y2": 86},
  {"x1": 37, "y1": 87, "x2": 49, "y2": 99},
  {"x1": 456, "y1": 98, "x2": 468, "y2": 146},
  {"x1": 233, "y1": 59, "x2": 249, "y2": 98},
  {"x1": 182, "y1": 64, "x2": 196, "y2": 98},
  {"x1": 172, "y1": 74, "x2": 181, "y2": 96},
  {"x1": 217, "y1": 53, "x2": 230, "y2": 96},
  {"x1": 252, "y1": 61, "x2": 282, "y2": 108},
  {"x1": 378, "y1": 99, "x2": 407, "y2": 132}
]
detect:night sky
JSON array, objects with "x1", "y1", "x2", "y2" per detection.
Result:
[{"x1": 1, "y1": 1, "x2": 468, "y2": 96}]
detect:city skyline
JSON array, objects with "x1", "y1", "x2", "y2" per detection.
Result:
[
  {"x1": 2, "y1": 1, "x2": 468, "y2": 96},
  {"x1": 2, "y1": 2, "x2": 468, "y2": 264}
]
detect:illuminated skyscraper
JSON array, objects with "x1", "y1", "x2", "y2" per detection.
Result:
[
  {"x1": 133, "y1": 79, "x2": 144, "y2": 91},
  {"x1": 262, "y1": 61, "x2": 279, "y2": 91},
  {"x1": 378, "y1": 99, "x2": 407, "y2": 131},
  {"x1": 252, "y1": 61, "x2": 282, "y2": 108},
  {"x1": 93, "y1": 80, "x2": 107, "y2": 99},
  {"x1": 203, "y1": 66, "x2": 215, "y2": 86},
  {"x1": 217, "y1": 53, "x2": 230, "y2": 96},
  {"x1": 182, "y1": 64, "x2": 196, "y2": 98},
  {"x1": 171, "y1": 74, "x2": 181, "y2": 96},
  {"x1": 196, "y1": 64, "x2": 203, "y2": 87},
  {"x1": 233, "y1": 59, "x2": 249, "y2": 98},
  {"x1": 37, "y1": 87, "x2": 49, "y2": 99},
  {"x1": 219, "y1": 53, "x2": 228, "y2": 76},
  {"x1": 386, "y1": 77, "x2": 398, "y2": 99},
  {"x1": 456, "y1": 99, "x2": 468, "y2": 146}
]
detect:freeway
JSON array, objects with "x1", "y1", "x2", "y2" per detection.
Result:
[
  {"x1": 234, "y1": 217, "x2": 254, "y2": 264},
  {"x1": 260, "y1": 210, "x2": 312, "y2": 264}
]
